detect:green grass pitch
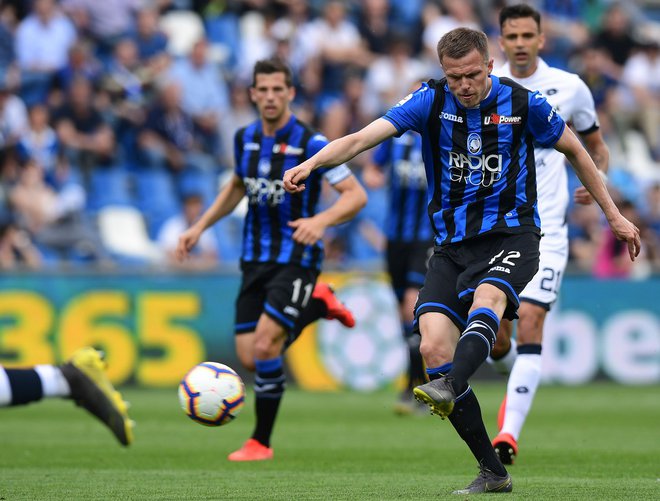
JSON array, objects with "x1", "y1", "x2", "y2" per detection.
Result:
[{"x1": 1, "y1": 383, "x2": 658, "y2": 500}]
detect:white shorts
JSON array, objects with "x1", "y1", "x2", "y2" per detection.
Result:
[{"x1": 519, "y1": 226, "x2": 568, "y2": 309}]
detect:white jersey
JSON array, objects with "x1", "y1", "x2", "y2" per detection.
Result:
[{"x1": 496, "y1": 59, "x2": 599, "y2": 233}]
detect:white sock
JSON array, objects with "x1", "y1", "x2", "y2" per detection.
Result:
[
  {"x1": 500, "y1": 352, "x2": 542, "y2": 441},
  {"x1": 0, "y1": 367, "x2": 11, "y2": 406},
  {"x1": 487, "y1": 338, "x2": 517, "y2": 375},
  {"x1": 34, "y1": 365, "x2": 71, "y2": 398}
]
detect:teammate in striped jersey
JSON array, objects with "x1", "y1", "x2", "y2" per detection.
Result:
[
  {"x1": 488, "y1": 3, "x2": 612, "y2": 466},
  {"x1": 284, "y1": 28, "x2": 639, "y2": 494},
  {"x1": 363, "y1": 130, "x2": 432, "y2": 414},
  {"x1": 177, "y1": 59, "x2": 367, "y2": 461}
]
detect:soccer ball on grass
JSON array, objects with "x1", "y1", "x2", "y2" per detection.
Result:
[{"x1": 178, "y1": 362, "x2": 245, "y2": 426}]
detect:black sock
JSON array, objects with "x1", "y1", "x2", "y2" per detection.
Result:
[
  {"x1": 448, "y1": 388, "x2": 508, "y2": 477},
  {"x1": 251, "y1": 357, "x2": 285, "y2": 447},
  {"x1": 5, "y1": 369, "x2": 43, "y2": 405},
  {"x1": 404, "y1": 323, "x2": 426, "y2": 389},
  {"x1": 448, "y1": 308, "x2": 499, "y2": 393}
]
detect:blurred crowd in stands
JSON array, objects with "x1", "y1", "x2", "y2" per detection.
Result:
[{"x1": 0, "y1": 0, "x2": 659, "y2": 278}]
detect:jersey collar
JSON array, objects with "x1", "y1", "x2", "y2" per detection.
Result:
[{"x1": 258, "y1": 114, "x2": 297, "y2": 138}]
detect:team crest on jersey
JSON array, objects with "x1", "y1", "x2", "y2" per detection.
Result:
[
  {"x1": 258, "y1": 158, "x2": 271, "y2": 176},
  {"x1": 467, "y1": 133, "x2": 482, "y2": 154},
  {"x1": 484, "y1": 113, "x2": 522, "y2": 125}
]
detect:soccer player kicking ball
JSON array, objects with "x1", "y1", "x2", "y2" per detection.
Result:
[
  {"x1": 283, "y1": 28, "x2": 640, "y2": 494},
  {"x1": 487, "y1": 4, "x2": 612, "y2": 466},
  {"x1": 177, "y1": 59, "x2": 366, "y2": 462},
  {"x1": 0, "y1": 347, "x2": 134, "y2": 446}
]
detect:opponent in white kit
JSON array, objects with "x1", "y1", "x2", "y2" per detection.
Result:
[{"x1": 489, "y1": 4, "x2": 610, "y2": 464}]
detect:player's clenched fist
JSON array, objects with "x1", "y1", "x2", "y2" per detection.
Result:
[{"x1": 283, "y1": 164, "x2": 313, "y2": 193}]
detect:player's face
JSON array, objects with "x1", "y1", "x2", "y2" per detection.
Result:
[
  {"x1": 250, "y1": 72, "x2": 295, "y2": 124},
  {"x1": 499, "y1": 17, "x2": 545, "y2": 77},
  {"x1": 441, "y1": 49, "x2": 494, "y2": 108}
]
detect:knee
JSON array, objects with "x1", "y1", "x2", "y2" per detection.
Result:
[
  {"x1": 253, "y1": 331, "x2": 285, "y2": 360},
  {"x1": 419, "y1": 337, "x2": 453, "y2": 366}
]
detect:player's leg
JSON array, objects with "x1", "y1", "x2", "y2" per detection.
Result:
[
  {"x1": 414, "y1": 308, "x2": 511, "y2": 492},
  {"x1": 389, "y1": 241, "x2": 426, "y2": 414},
  {"x1": 493, "y1": 231, "x2": 567, "y2": 464},
  {"x1": 0, "y1": 364, "x2": 68, "y2": 408},
  {"x1": 493, "y1": 301, "x2": 546, "y2": 464},
  {"x1": 393, "y1": 287, "x2": 426, "y2": 414},
  {"x1": 230, "y1": 264, "x2": 315, "y2": 461},
  {"x1": 488, "y1": 319, "x2": 518, "y2": 375},
  {"x1": 409, "y1": 250, "x2": 511, "y2": 492},
  {"x1": 0, "y1": 349, "x2": 133, "y2": 446}
]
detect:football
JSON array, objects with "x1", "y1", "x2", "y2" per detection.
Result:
[{"x1": 178, "y1": 362, "x2": 246, "y2": 426}]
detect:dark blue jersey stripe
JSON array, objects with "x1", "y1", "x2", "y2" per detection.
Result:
[
  {"x1": 374, "y1": 133, "x2": 432, "y2": 243},
  {"x1": 235, "y1": 116, "x2": 329, "y2": 269},
  {"x1": 384, "y1": 77, "x2": 563, "y2": 245}
]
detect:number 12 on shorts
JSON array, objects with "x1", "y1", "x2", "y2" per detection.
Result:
[{"x1": 489, "y1": 250, "x2": 521, "y2": 266}]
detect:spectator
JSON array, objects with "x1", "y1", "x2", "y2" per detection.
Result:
[
  {"x1": 0, "y1": 211, "x2": 41, "y2": 269},
  {"x1": 9, "y1": 156, "x2": 107, "y2": 264},
  {"x1": 15, "y1": 0, "x2": 77, "y2": 105},
  {"x1": 62, "y1": 0, "x2": 141, "y2": 56},
  {"x1": 219, "y1": 82, "x2": 258, "y2": 170},
  {"x1": 133, "y1": 6, "x2": 169, "y2": 69},
  {"x1": 593, "y1": 198, "x2": 642, "y2": 278},
  {"x1": 592, "y1": 3, "x2": 639, "y2": 74},
  {"x1": 18, "y1": 104, "x2": 59, "y2": 174},
  {"x1": 361, "y1": 34, "x2": 429, "y2": 117},
  {"x1": 168, "y1": 38, "x2": 229, "y2": 158},
  {"x1": 302, "y1": 0, "x2": 372, "y2": 98},
  {"x1": 618, "y1": 41, "x2": 660, "y2": 161},
  {"x1": 138, "y1": 79, "x2": 205, "y2": 173},
  {"x1": 53, "y1": 75, "x2": 116, "y2": 177},
  {"x1": 0, "y1": 77, "x2": 28, "y2": 151},
  {"x1": 157, "y1": 191, "x2": 218, "y2": 270},
  {"x1": 568, "y1": 201, "x2": 602, "y2": 273},
  {"x1": 52, "y1": 40, "x2": 102, "y2": 106},
  {"x1": 356, "y1": 0, "x2": 393, "y2": 55}
]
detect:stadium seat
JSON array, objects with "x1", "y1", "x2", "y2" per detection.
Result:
[
  {"x1": 133, "y1": 170, "x2": 181, "y2": 239},
  {"x1": 87, "y1": 167, "x2": 132, "y2": 213},
  {"x1": 159, "y1": 10, "x2": 205, "y2": 57},
  {"x1": 97, "y1": 205, "x2": 163, "y2": 263}
]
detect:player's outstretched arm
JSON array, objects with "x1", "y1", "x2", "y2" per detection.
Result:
[
  {"x1": 288, "y1": 176, "x2": 367, "y2": 246},
  {"x1": 554, "y1": 127, "x2": 641, "y2": 260},
  {"x1": 176, "y1": 174, "x2": 246, "y2": 261},
  {"x1": 573, "y1": 129, "x2": 610, "y2": 205},
  {"x1": 283, "y1": 118, "x2": 398, "y2": 193}
]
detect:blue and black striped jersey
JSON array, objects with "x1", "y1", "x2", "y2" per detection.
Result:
[
  {"x1": 372, "y1": 132, "x2": 433, "y2": 243},
  {"x1": 383, "y1": 76, "x2": 565, "y2": 246},
  {"x1": 234, "y1": 115, "x2": 351, "y2": 269}
]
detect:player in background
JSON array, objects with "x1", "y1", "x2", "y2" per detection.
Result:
[
  {"x1": 488, "y1": 3, "x2": 611, "y2": 465},
  {"x1": 362, "y1": 125, "x2": 431, "y2": 415},
  {"x1": 177, "y1": 58, "x2": 367, "y2": 462},
  {"x1": 0, "y1": 347, "x2": 133, "y2": 446},
  {"x1": 283, "y1": 28, "x2": 639, "y2": 494}
]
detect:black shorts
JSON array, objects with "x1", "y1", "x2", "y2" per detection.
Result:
[
  {"x1": 386, "y1": 240, "x2": 433, "y2": 302},
  {"x1": 414, "y1": 231, "x2": 540, "y2": 331},
  {"x1": 235, "y1": 262, "x2": 319, "y2": 335}
]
